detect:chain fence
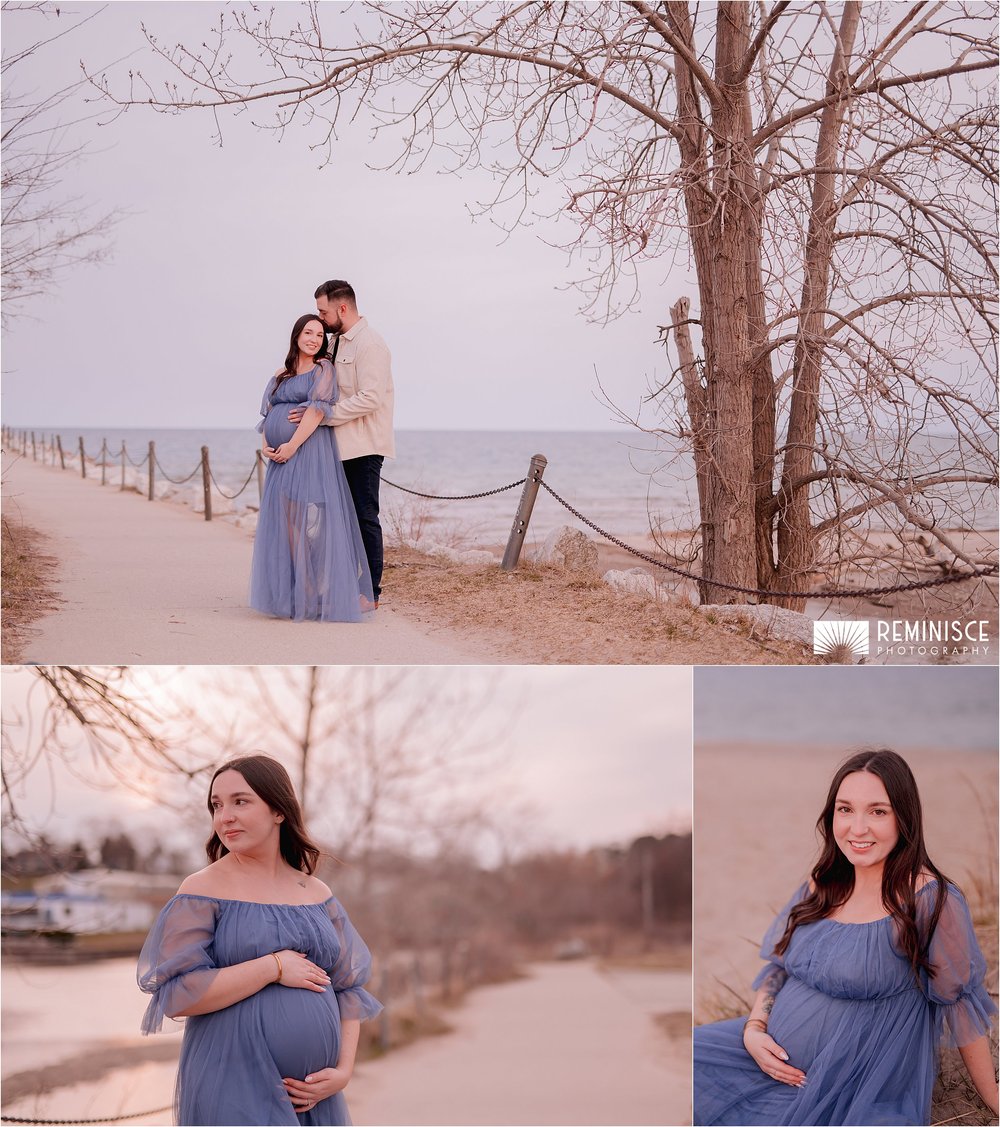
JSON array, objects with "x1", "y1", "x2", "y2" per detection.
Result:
[
  {"x1": 4, "y1": 427, "x2": 996, "y2": 601},
  {"x1": 538, "y1": 481, "x2": 997, "y2": 600},
  {"x1": 1, "y1": 1110, "x2": 171, "y2": 1125},
  {"x1": 382, "y1": 475, "x2": 526, "y2": 501}
]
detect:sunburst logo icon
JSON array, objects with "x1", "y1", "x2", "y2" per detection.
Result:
[{"x1": 813, "y1": 620, "x2": 869, "y2": 659}]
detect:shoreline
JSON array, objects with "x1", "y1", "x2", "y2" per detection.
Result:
[{"x1": 4, "y1": 451, "x2": 996, "y2": 665}]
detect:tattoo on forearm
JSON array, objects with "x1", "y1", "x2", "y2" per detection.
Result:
[{"x1": 756, "y1": 966, "x2": 788, "y2": 1021}]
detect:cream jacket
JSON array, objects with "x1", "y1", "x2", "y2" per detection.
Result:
[{"x1": 323, "y1": 317, "x2": 395, "y2": 460}]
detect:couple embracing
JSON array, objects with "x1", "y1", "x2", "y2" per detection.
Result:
[{"x1": 249, "y1": 280, "x2": 394, "y2": 623}]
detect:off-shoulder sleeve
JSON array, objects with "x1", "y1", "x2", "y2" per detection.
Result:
[
  {"x1": 325, "y1": 897, "x2": 383, "y2": 1022},
  {"x1": 921, "y1": 882, "x2": 997, "y2": 1048},
  {"x1": 256, "y1": 375, "x2": 277, "y2": 434},
  {"x1": 137, "y1": 895, "x2": 221, "y2": 1034},
  {"x1": 751, "y1": 882, "x2": 808, "y2": 991},
  {"x1": 303, "y1": 360, "x2": 337, "y2": 420}
]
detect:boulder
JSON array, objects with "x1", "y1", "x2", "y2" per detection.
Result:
[
  {"x1": 538, "y1": 525, "x2": 600, "y2": 573},
  {"x1": 603, "y1": 568, "x2": 661, "y2": 600},
  {"x1": 404, "y1": 538, "x2": 497, "y2": 566}
]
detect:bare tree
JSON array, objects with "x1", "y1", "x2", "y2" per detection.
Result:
[
  {"x1": 0, "y1": 666, "x2": 214, "y2": 843},
  {"x1": 196, "y1": 665, "x2": 521, "y2": 868},
  {"x1": 88, "y1": 1, "x2": 998, "y2": 605},
  {"x1": 2, "y1": 2, "x2": 121, "y2": 326},
  {"x1": 1, "y1": 664, "x2": 521, "y2": 883}
]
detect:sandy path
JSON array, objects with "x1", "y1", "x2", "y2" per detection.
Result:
[
  {"x1": 1, "y1": 959, "x2": 689, "y2": 1127},
  {"x1": 2, "y1": 454, "x2": 492, "y2": 664},
  {"x1": 348, "y1": 961, "x2": 691, "y2": 1126}
]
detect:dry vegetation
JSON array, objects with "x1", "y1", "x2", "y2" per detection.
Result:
[
  {"x1": 1, "y1": 514, "x2": 60, "y2": 661},
  {"x1": 382, "y1": 545, "x2": 813, "y2": 665}
]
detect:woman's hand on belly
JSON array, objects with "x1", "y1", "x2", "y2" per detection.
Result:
[
  {"x1": 283, "y1": 1066, "x2": 351, "y2": 1111},
  {"x1": 743, "y1": 1026, "x2": 807, "y2": 1088}
]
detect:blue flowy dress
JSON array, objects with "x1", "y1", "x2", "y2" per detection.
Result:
[
  {"x1": 250, "y1": 360, "x2": 374, "y2": 621},
  {"x1": 138, "y1": 894, "x2": 382, "y2": 1126},
  {"x1": 694, "y1": 880, "x2": 995, "y2": 1126}
]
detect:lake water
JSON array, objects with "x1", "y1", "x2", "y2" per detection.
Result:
[
  {"x1": 22, "y1": 427, "x2": 698, "y2": 547},
  {"x1": 15, "y1": 425, "x2": 994, "y2": 550}
]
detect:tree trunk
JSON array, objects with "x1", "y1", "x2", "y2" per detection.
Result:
[
  {"x1": 669, "y1": 296, "x2": 711, "y2": 603},
  {"x1": 668, "y1": 0, "x2": 759, "y2": 603},
  {"x1": 775, "y1": 1, "x2": 862, "y2": 609},
  {"x1": 700, "y1": 1, "x2": 759, "y2": 602}
]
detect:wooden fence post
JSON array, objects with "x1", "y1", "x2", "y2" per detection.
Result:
[
  {"x1": 31, "y1": 431, "x2": 37, "y2": 460},
  {"x1": 148, "y1": 441, "x2": 155, "y2": 500},
  {"x1": 501, "y1": 454, "x2": 548, "y2": 571},
  {"x1": 57, "y1": 435, "x2": 66, "y2": 470},
  {"x1": 78, "y1": 437, "x2": 86, "y2": 479},
  {"x1": 120, "y1": 443, "x2": 126, "y2": 491},
  {"x1": 201, "y1": 446, "x2": 212, "y2": 521},
  {"x1": 100, "y1": 439, "x2": 108, "y2": 486}
]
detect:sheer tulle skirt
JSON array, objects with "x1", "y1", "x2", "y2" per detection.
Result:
[{"x1": 250, "y1": 420, "x2": 373, "y2": 622}]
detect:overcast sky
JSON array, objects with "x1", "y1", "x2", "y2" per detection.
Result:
[
  {"x1": 1, "y1": 2, "x2": 683, "y2": 433},
  {"x1": 1, "y1": 665, "x2": 693, "y2": 867}
]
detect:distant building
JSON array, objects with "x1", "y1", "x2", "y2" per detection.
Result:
[{"x1": 2, "y1": 867, "x2": 180, "y2": 935}]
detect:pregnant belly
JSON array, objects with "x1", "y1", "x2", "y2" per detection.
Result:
[
  {"x1": 767, "y1": 978, "x2": 849, "y2": 1071},
  {"x1": 264, "y1": 407, "x2": 300, "y2": 449},
  {"x1": 262, "y1": 986, "x2": 341, "y2": 1079}
]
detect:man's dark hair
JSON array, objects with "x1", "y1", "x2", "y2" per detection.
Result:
[{"x1": 314, "y1": 279, "x2": 356, "y2": 306}]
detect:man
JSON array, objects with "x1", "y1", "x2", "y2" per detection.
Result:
[{"x1": 291, "y1": 280, "x2": 394, "y2": 606}]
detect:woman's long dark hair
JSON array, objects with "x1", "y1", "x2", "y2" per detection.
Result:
[
  {"x1": 206, "y1": 754, "x2": 321, "y2": 875},
  {"x1": 276, "y1": 314, "x2": 329, "y2": 390},
  {"x1": 773, "y1": 748, "x2": 950, "y2": 979}
]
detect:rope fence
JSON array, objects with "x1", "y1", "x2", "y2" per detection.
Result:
[{"x1": 2, "y1": 427, "x2": 995, "y2": 602}]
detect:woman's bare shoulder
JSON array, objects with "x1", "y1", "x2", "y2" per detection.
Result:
[
  {"x1": 306, "y1": 870, "x2": 333, "y2": 897},
  {"x1": 305, "y1": 874, "x2": 334, "y2": 901},
  {"x1": 177, "y1": 862, "x2": 230, "y2": 898}
]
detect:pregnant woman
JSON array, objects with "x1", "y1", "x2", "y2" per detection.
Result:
[
  {"x1": 694, "y1": 748, "x2": 998, "y2": 1126},
  {"x1": 250, "y1": 313, "x2": 374, "y2": 621},
  {"x1": 138, "y1": 755, "x2": 381, "y2": 1126}
]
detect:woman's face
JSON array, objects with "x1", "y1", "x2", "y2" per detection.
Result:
[
  {"x1": 832, "y1": 770, "x2": 900, "y2": 872},
  {"x1": 296, "y1": 320, "x2": 326, "y2": 358},
  {"x1": 210, "y1": 769, "x2": 283, "y2": 856}
]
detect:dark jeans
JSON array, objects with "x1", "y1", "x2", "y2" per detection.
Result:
[{"x1": 343, "y1": 454, "x2": 384, "y2": 600}]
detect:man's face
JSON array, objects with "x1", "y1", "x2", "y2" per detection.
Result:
[{"x1": 316, "y1": 294, "x2": 343, "y2": 333}]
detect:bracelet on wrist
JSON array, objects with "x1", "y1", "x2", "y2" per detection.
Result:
[
  {"x1": 743, "y1": 1017, "x2": 768, "y2": 1034},
  {"x1": 270, "y1": 952, "x2": 283, "y2": 983}
]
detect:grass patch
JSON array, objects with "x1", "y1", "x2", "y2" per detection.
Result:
[{"x1": 1, "y1": 515, "x2": 60, "y2": 661}]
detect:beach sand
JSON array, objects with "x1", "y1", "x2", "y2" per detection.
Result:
[{"x1": 693, "y1": 742, "x2": 998, "y2": 1021}]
